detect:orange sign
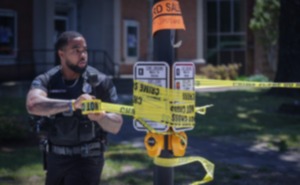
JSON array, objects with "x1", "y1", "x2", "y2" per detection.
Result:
[{"x1": 152, "y1": 0, "x2": 186, "y2": 35}]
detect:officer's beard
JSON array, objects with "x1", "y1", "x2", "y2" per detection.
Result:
[{"x1": 66, "y1": 60, "x2": 87, "y2": 74}]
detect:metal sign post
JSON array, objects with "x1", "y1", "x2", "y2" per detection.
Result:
[
  {"x1": 153, "y1": 2, "x2": 174, "y2": 185},
  {"x1": 151, "y1": 0, "x2": 186, "y2": 184}
]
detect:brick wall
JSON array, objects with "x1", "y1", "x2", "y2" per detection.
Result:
[
  {"x1": 0, "y1": 0, "x2": 34, "y2": 81},
  {"x1": 0, "y1": 0, "x2": 33, "y2": 51},
  {"x1": 177, "y1": 0, "x2": 197, "y2": 60},
  {"x1": 121, "y1": 0, "x2": 151, "y2": 62}
]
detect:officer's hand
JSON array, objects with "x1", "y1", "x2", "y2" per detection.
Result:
[
  {"x1": 87, "y1": 111, "x2": 106, "y2": 122},
  {"x1": 73, "y1": 94, "x2": 95, "y2": 110}
]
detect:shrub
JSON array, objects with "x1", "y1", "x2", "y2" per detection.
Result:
[
  {"x1": 246, "y1": 74, "x2": 270, "y2": 82},
  {"x1": 199, "y1": 63, "x2": 241, "y2": 80}
]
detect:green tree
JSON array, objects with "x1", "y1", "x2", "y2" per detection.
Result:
[{"x1": 249, "y1": 0, "x2": 280, "y2": 71}]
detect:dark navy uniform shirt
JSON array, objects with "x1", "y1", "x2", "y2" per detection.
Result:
[{"x1": 30, "y1": 65, "x2": 118, "y2": 146}]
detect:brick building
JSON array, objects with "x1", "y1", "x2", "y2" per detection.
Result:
[{"x1": 0, "y1": 0, "x2": 274, "y2": 82}]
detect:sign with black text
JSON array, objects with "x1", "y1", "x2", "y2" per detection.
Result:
[
  {"x1": 133, "y1": 61, "x2": 170, "y2": 132},
  {"x1": 172, "y1": 62, "x2": 195, "y2": 132}
]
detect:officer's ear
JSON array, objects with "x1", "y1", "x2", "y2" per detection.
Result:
[{"x1": 58, "y1": 49, "x2": 64, "y2": 59}]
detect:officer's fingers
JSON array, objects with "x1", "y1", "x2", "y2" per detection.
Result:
[
  {"x1": 74, "y1": 94, "x2": 92, "y2": 109},
  {"x1": 95, "y1": 111, "x2": 106, "y2": 120},
  {"x1": 98, "y1": 111, "x2": 106, "y2": 119},
  {"x1": 73, "y1": 98, "x2": 84, "y2": 110},
  {"x1": 87, "y1": 111, "x2": 106, "y2": 121},
  {"x1": 75, "y1": 94, "x2": 97, "y2": 110},
  {"x1": 80, "y1": 94, "x2": 93, "y2": 100}
]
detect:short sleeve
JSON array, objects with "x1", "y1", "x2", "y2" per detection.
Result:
[
  {"x1": 30, "y1": 74, "x2": 49, "y2": 93},
  {"x1": 97, "y1": 77, "x2": 118, "y2": 103}
]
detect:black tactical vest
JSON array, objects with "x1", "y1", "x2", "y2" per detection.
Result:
[{"x1": 46, "y1": 68, "x2": 106, "y2": 146}]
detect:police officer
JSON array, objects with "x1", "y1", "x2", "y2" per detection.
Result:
[{"x1": 26, "y1": 31, "x2": 123, "y2": 185}]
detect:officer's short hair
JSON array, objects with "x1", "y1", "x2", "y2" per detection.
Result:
[{"x1": 55, "y1": 31, "x2": 83, "y2": 51}]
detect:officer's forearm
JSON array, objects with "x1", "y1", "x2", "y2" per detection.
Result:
[
  {"x1": 96, "y1": 113, "x2": 123, "y2": 134},
  {"x1": 27, "y1": 96, "x2": 71, "y2": 116}
]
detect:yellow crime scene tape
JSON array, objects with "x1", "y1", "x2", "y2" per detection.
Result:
[
  {"x1": 195, "y1": 78, "x2": 300, "y2": 89},
  {"x1": 81, "y1": 80, "x2": 215, "y2": 185},
  {"x1": 81, "y1": 78, "x2": 300, "y2": 184},
  {"x1": 154, "y1": 157, "x2": 214, "y2": 185},
  {"x1": 82, "y1": 80, "x2": 213, "y2": 128},
  {"x1": 133, "y1": 80, "x2": 196, "y2": 128}
]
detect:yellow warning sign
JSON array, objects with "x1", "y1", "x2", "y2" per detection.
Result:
[{"x1": 152, "y1": 0, "x2": 186, "y2": 35}]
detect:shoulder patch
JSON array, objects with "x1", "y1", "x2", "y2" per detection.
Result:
[{"x1": 31, "y1": 80, "x2": 42, "y2": 88}]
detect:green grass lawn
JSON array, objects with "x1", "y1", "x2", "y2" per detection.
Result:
[
  {"x1": 1, "y1": 143, "x2": 298, "y2": 185},
  {"x1": 0, "y1": 144, "x2": 222, "y2": 185},
  {"x1": 192, "y1": 89, "x2": 300, "y2": 149},
  {"x1": 0, "y1": 146, "x2": 44, "y2": 185},
  {"x1": 0, "y1": 89, "x2": 300, "y2": 185}
]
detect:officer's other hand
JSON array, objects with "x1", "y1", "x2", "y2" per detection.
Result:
[{"x1": 87, "y1": 111, "x2": 106, "y2": 122}]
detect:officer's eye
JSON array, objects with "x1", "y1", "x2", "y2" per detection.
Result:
[{"x1": 72, "y1": 47, "x2": 87, "y2": 54}]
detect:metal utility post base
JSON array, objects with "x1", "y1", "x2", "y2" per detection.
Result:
[{"x1": 154, "y1": 136, "x2": 174, "y2": 185}]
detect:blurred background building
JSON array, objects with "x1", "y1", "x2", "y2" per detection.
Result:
[{"x1": 0, "y1": 0, "x2": 273, "y2": 83}]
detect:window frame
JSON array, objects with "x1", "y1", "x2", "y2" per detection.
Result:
[
  {"x1": 54, "y1": 15, "x2": 69, "y2": 42},
  {"x1": 123, "y1": 20, "x2": 140, "y2": 63},
  {"x1": 205, "y1": 0, "x2": 246, "y2": 65},
  {"x1": 0, "y1": 9, "x2": 17, "y2": 59}
]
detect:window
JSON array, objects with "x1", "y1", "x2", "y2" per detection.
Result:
[
  {"x1": 54, "y1": 2, "x2": 77, "y2": 42},
  {"x1": 54, "y1": 15, "x2": 69, "y2": 41},
  {"x1": 123, "y1": 20, "x2": 139, "y2": 62},
  {"x1": 0, "y1": 9, "x2": 17, "y2": 58},
  {"x1": 206, "y1": 0, "x2": 246, "y2": 65}
]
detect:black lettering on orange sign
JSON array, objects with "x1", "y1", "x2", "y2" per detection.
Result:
[
  {"x1": 152, "y1": 0, "x2": 182, "y2": 19},
  {"x1": 152, "y1": 0, "x2": 185, "y2": 35},
  {"x1": 153, "y1": 4, "x2": 163, "y2": 15},
  {"x1": 166, "y1": 2, "x2": 180, "y2": 13}
]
